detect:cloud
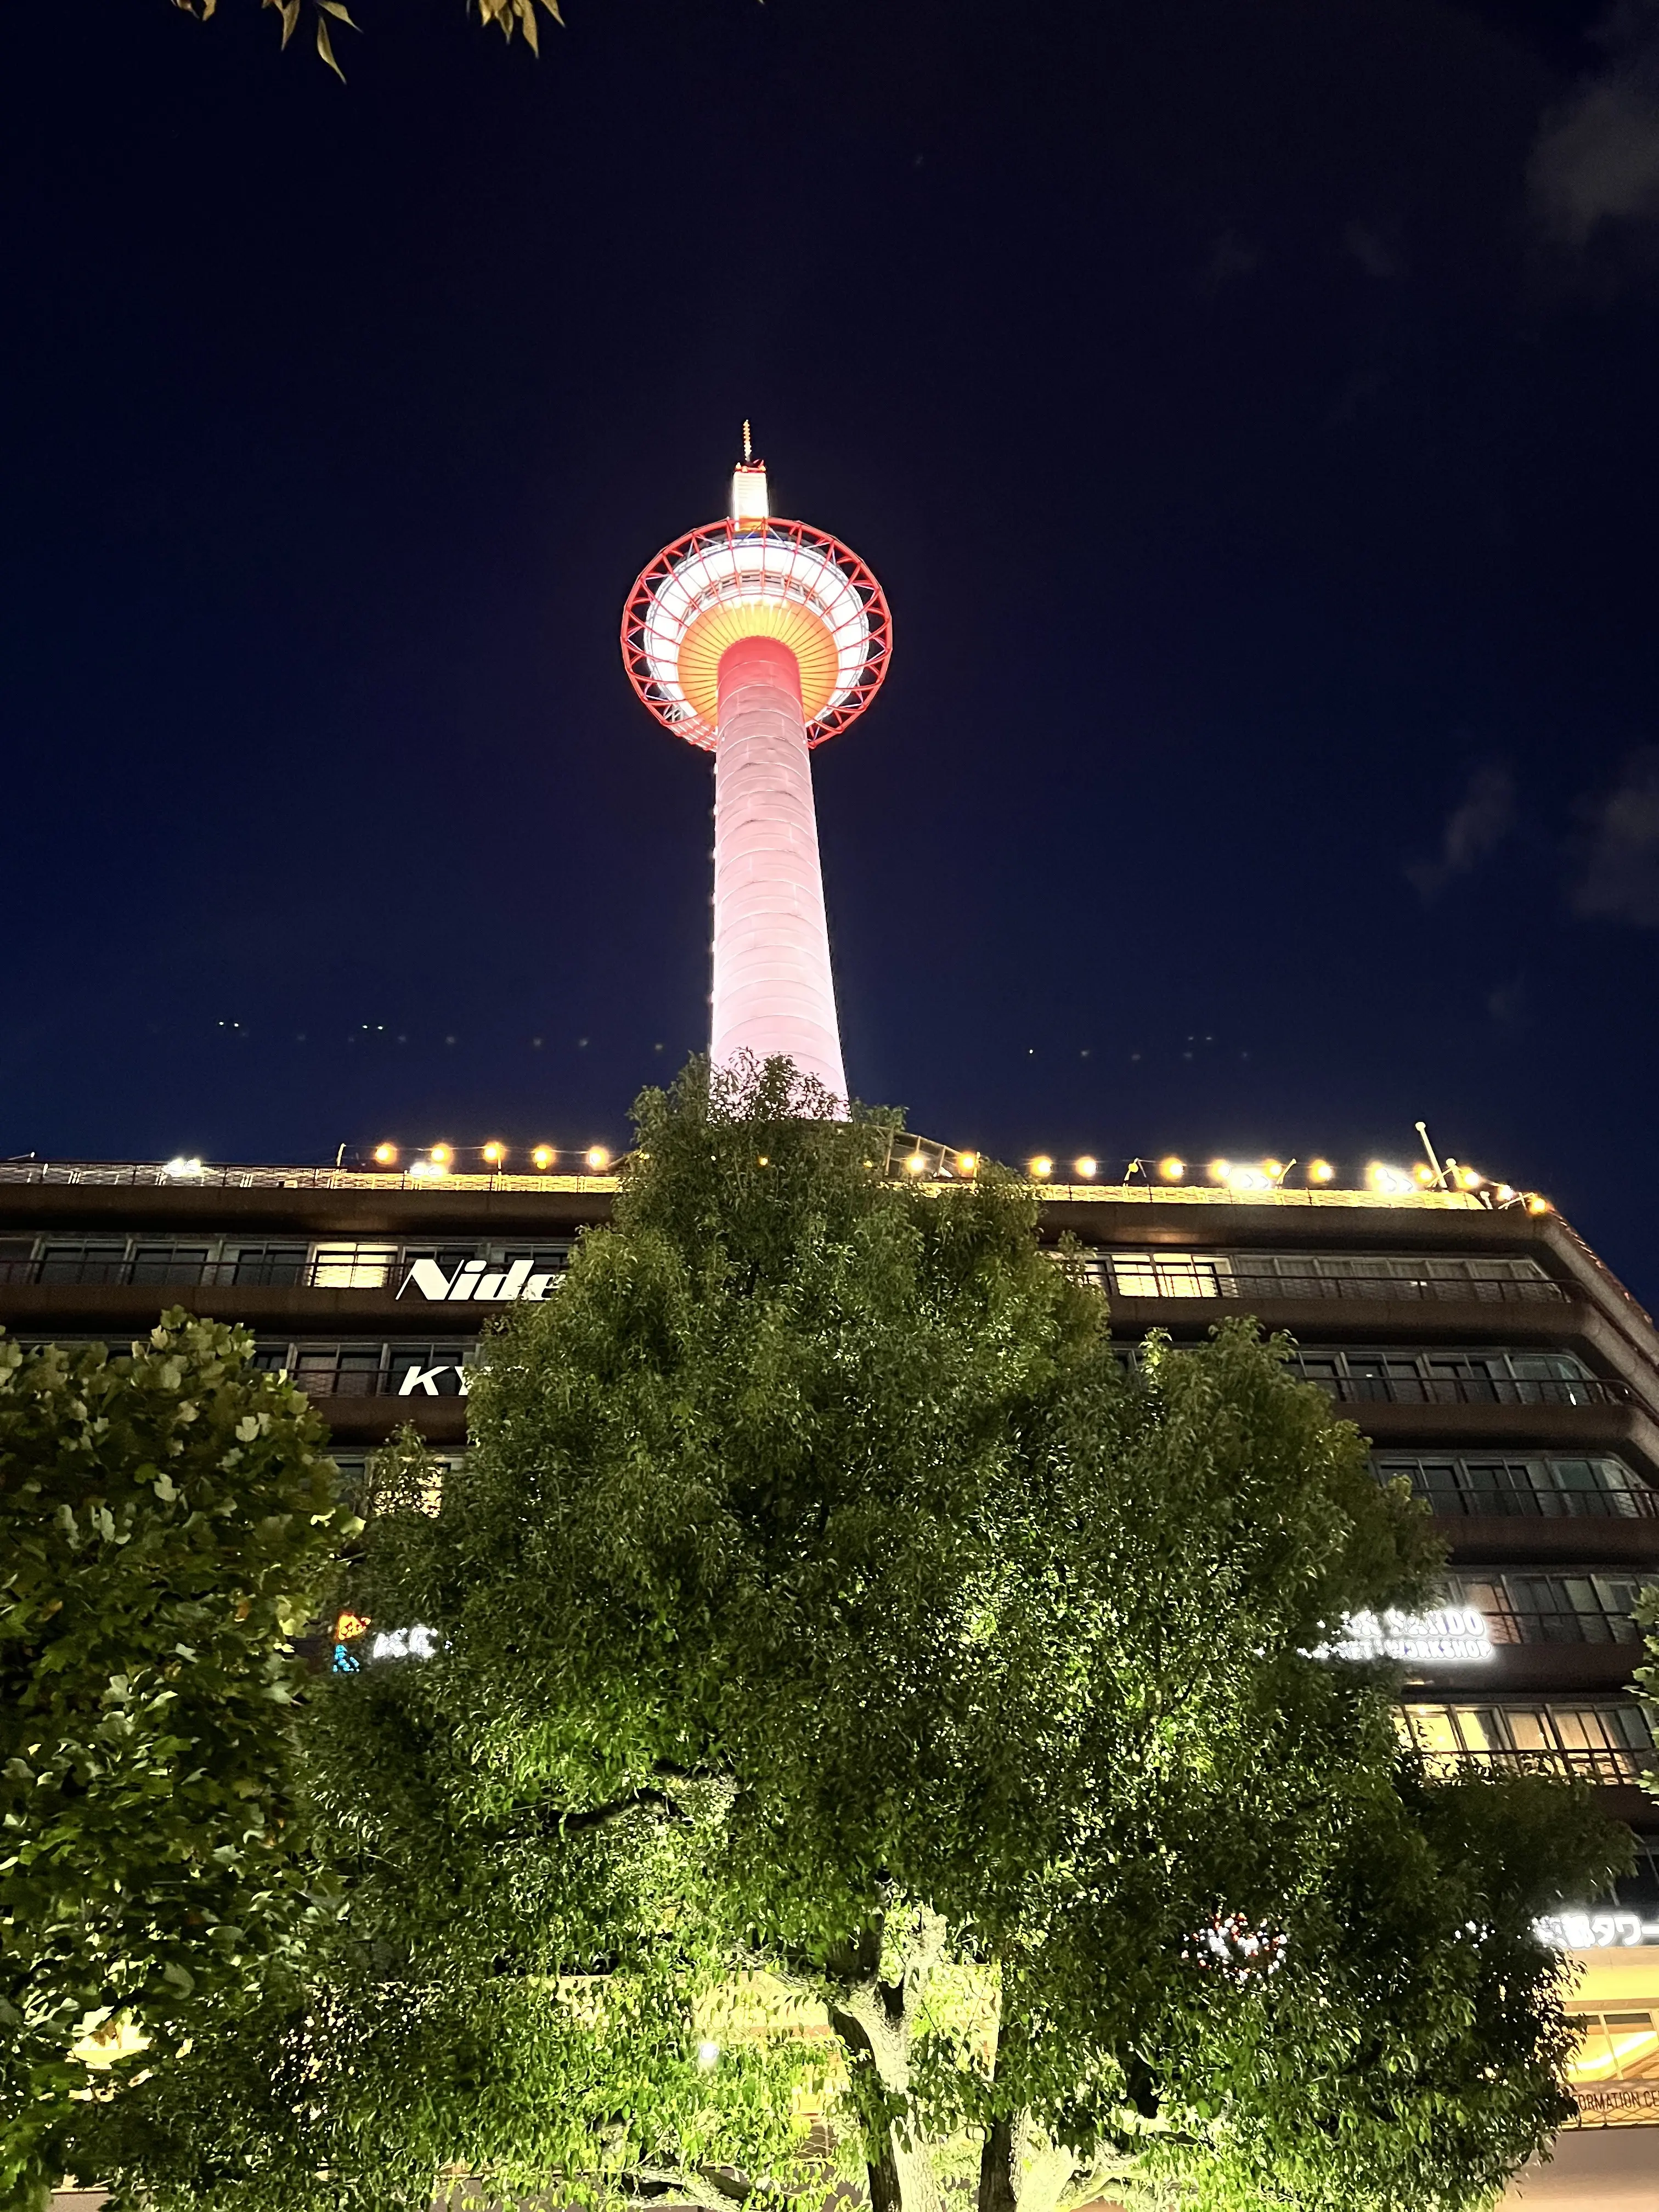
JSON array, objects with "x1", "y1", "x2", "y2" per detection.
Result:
[
  {"x1": 1406, "y1": 765, "x2": 1517, "y2": 901},
  {"x1": 1531, "y1": 4, "x2": 1659, "y2": 245},
  {"x1": 1569, "y1": 748, "x2": 1659, "y2": 924}
]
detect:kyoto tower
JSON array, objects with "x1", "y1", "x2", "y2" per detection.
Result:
[{"x1": 621, "y1": 435, "x2": 891, "y2": 1102}]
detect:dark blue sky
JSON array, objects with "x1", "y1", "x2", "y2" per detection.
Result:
[{"x1": 5, "y1": 0, "x2": 1659, "y2": 1291}]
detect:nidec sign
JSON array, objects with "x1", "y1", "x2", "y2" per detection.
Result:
[{"x1": 399, "y1": 1259, "x2": 563, "y2": 1304}]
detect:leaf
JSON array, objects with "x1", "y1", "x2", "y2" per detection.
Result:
[
  {"x1": 315, "y1": 12, "x2": 346, "y2": 78},
  {"x1": 317, "y1": 2, "x2": 358, "y2": 22},
  {"x1": 280, "y1": 0, "x2": 300, "y2": 45}
]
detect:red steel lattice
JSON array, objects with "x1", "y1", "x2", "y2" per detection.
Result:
[{"x1": 621, "y1": 514, "x2": 893, "y2": 752}]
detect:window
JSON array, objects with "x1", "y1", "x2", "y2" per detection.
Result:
[
  {"x1": 1107, "y1": 1252, "x2": 1233, "y2": 1297},
  {"x1": 256, "y1": 1341, "x2": 477, "y2": 1397},
  {"x1": 1098, "y1": 1250, "x2": 1560, "y2": 1302},
  {"x1": 36, "y1": 1243, "x2": 129, "y2": 1284},
  {"x1": 129, "y1": 1244, "x2": 211, "y2": 1285},
  {"x1": 1293, "y1": 1346, "x2": 1600, "y2": 1404},
  {"x1": 1375, "y1": 1453, "x2": 1655, "y2": 1519},
  {"x1": 227, "y1": 1244, "x2": 309, "y2": 1286},
  {"x1": 310, "y1": 1243, "x2": 399, "y2": 1289},
  {"x1": 1449, "y1": 1571, "x2": 1657, "y2": 1646},
  {"x1": 1397, "y1": 1700, "x2": 1655, "y2": 1781}
]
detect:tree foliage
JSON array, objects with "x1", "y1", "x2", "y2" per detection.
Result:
[
  {"x1": 168, "y1": 0, "x2": 564, "y2": 84},
  {"x1": 0, "y1": 1314, "x2": 358, "y2": 2212},
  {"x1": 79, "y1": 1062, "x2": 1627, "y2": 2212}
]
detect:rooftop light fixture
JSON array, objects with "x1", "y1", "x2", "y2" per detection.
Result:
[
  {"x1": 1029, "y1": 1156, "x2": 1053, "y2": 1180},
  {"x1": 430, "y1": 1144, "x2": 453, "y2": 1166},
  {"x1": 1527, "y1": 1193, "x2": 1550, "y2": 1215},
  {"x1": 482, "y1": 1142, "x2": 506, "y2": 1166},
  {"x1": 532, "y1": 1145, "x2": 556, "y2": 1170},
  {"x1": 956, "y1": 1152, "x2": 978, "y2": 1177},
  {"x1": 1367, "y1": 1163, "x2": 1414, "y2": 1195},
  {"x1": 1075, "y1": 1155, "x2": 1098, "y2": 1180},
  {"x1": 164, "y1": 1156, "x2": 205, "y2": 1178},
  {"x1": 373, "y1": 1142, "x2": 398, "y2": 1166},
  {"x1": 586, "y1": 1146, "x2": 611, "y2": 1172},
  {"x1": 1307, "y1": 1159, "x2": 1335, "y2": 1183},
  {"x1": 1158, "y1": 1156, "x2": 1185, "y2": 1181},
  {"x1": 905, "y1": 1152, "x2": 929, "y2": 1176}
]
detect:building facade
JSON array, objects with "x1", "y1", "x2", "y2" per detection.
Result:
[{"x1": 8, "y1": 1155, "x2": 1658, "y2": 2192}]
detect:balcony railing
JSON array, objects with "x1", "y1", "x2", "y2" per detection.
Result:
[
  {"x1": 284, "y1": 1367, "x2": 469, "y2": 1400},
  {"x1": 1106, "y1": 1274, "x2": 1575, "y2": 1300},
  {"x1": 0, "y1": 1255, "x2": 567, "y2": 1293},
  {"x1": 1319, "y1": 1374, "x2": 1628, "y2": 1408},
  {"x1": 1418, "y1": 1745, "x2": 1653, "y2": 1784},
  {"x1": 1405, "y1": 1472, "x2": 1659, "y2": 1519},
  {"x1": 1486, "y1": 1610, "x2": 1647, "y2": 1646},
  {"x1": 1223, "y1": 1270, "x2": 1565, "y2": 1306}
]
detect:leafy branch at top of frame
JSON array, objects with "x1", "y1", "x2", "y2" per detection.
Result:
[{"x1": 168, "y1": 0, "x2": 566, "y2": 81}]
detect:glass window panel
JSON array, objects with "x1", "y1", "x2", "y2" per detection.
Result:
[{"x1": 312, "y1": 1243, "x2": 398, "y2": 1289}]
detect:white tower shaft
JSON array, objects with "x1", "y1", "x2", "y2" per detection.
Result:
[{"x1": 709, "y1": 631, "x2": 847, "y2": 1101}]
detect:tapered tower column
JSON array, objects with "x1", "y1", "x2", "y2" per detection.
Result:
[
  {"x1": 622, "y1": 443, "x2": 891, "y2": 1108},
  {"x1": 710, "y1": 634, "x2": 845, "y2": 1098}
]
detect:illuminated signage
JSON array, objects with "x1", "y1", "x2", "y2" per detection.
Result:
[
  {"x1": 369, "y1": 1623, "x2": 437, "y2": 1662},
  {"x1": 1308, "y1": 1606, "x2": 1492, "y2": 1663},
  {"x1": 398, "y1": 1363, "x2": 469, "y2": 1397},
  {"x1": 399, "y1": 1259, "x2": 563, "y2": 1304},
  {"x1": 1536, "y1": 1911, "x2": 1659, "y2": 1949}
]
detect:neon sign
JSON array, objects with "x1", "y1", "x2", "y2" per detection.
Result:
[{"x1": 1309, "y1": 1606, "x2": 1493, "y2": 1663}]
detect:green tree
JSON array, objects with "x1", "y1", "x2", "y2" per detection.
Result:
[
  {"x1": 88, "y1": 1062, "x2": 1624, "y2": 2212},
  {"x1": 0, "y1": 1313, "x2": 358, "y2": 2212}
]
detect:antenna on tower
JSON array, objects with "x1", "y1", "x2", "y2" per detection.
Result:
[{"x1": 742, "y1": 420, "x2": 753, "y2": 465}]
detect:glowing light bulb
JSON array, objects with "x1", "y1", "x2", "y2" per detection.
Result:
[
  {"x1": 1307, "y1": 1159, "x2": 1334, "y2": 1184},
  {"x1": 956, "y1": 1152, "x2": 978, "y2": 1176},
  {"x1": 165, "y1": 1156, "x2": 205, "y2": 1178},
  {"x1": 1527, "y1": 1193, "x2": 1550, "y2": 1215},
  {"x1": 1456, "y1": 1165, "x2": 1483, "y2": 1190},
  {"x1": 1264, "y1": 1159, "x2": 1285, "y2": 1179},
  {"x1": 1367, "y1": 1162, "x2": 1413, "y2": 1195},
  {"x1": 430, "y1": 1144, "x2": 453, "y2": 1167},
  {"x1": 1413, "y1": 1163, "x2": 1437, "y2": 1186},
  {"x1": 373, "y1": 1142, "x2": 397, "y2": 1166},
  {"x1": 532, "y1": 1144, "x2": 555, "y2": 1170},
  {"x1": 1495, "y1": 1183, "x2": 1515, "y2": 1203},
  {"x1": 1030, "y1": 1156, "x2": 1053, "y2": 1180},
  {"x1": 1158, "y1": 1156, "x2": 1185, "y2": 1181},
  {"x1": 1207, "y1": 1159, "x2": 1230, "y2": 1184},
  {"x1": 482, "y1": 1142, "x2": 505, "y2": 1166},
  {"x1": 1075, "y1": 1156, "x2": 1098, "y2": 1180},
  {"x1": 586, "y1": 1146, "x2": 611, "y2": 1172},
  {"x1": 906, "y1": 1152, "x2": 928, "y2": 1176}
]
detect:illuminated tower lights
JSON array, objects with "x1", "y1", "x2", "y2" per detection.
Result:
[{"x1": 622, "y1": 436, "x2": 891, "y2": 1103}]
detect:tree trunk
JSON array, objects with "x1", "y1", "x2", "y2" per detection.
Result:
[
  {"x1": 976, "y1": 2110, "x2": 1077, "y2": 2212},
  {"x1": 823, "y1": 1912, "x2": 946, "y2": 2212}
]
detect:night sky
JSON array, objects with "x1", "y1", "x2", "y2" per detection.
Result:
[{"x1": 5, "y1": 0, "x2": 1659, "y2": 1290}]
